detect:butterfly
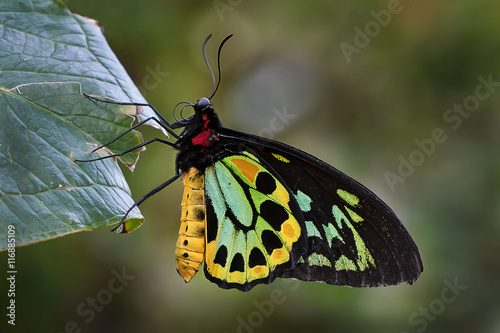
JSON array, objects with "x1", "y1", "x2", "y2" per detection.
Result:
[{"x1": 79, "y1": 34, "x2": 423, "y2": 291}]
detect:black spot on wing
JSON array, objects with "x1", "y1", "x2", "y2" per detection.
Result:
[
  {"x1": 261, "y1": 230, "x2": 283, "y2": 255},
  {"x1": 260, "y1": 200, "x2": 288, "y2": 231},
  {"x1": 205, "y1": 198, "x2": 218, "y2": 243},
  {"x1": 249, "y1": 248, "x2": 266, "y2": 268},
  {"x1": 214, "y1": 245, "x2": 228, "y2": 267},
  {"x1": 229, "y1": 253, "x2": 245, "y2": 272},
  {"x1": 255, "y1": 172, "x2": 276, "y2": 195}
]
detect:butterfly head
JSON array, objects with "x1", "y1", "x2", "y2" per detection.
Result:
[
  {"x1": 171, "y1": 34, "x2": 230, "y2": 131},
  {"x1": 194, "y1": 97, "x2": 211, "y2": 112}
]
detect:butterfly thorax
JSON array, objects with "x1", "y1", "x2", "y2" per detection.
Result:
[{"x1": 175, "y1": 102, "x2": 224, "y2": 173}]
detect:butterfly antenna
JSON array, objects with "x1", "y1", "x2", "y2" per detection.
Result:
[
  {"x1": 204, "y1": 34, "x2": 233, "y2": 100},
  {"x1": 202, "y1": 34, "x2": 216, "y2": 100},
  {"x1": 172, "y1": 101, "x2": 193, "y2": 122},
  {"x1": 179, "y1": 103, "x2": 194, "y2": 120}
]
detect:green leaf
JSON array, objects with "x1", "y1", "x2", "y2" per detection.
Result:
[
  {"x1": 0, "y1": 0, "x2": 150, "y2": 107},
  {"x1": 0, "y1": 0, "x2": 156, "y2": 249}
]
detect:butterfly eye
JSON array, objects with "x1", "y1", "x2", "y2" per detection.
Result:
[{"x1": 195, "y1": 97, "x2": 211, "y2": 111}]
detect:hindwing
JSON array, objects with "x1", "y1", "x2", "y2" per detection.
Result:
[
  {"x1": 203, "y1": 152, "x2": 307, "y2": 291},
  {"x1": 218, "y1": 129, "x2": 423, "y2": 287}
]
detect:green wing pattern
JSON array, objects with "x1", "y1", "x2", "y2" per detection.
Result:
[{"x1": 203, "y1": 152, "x2": 306, "y2": 291}]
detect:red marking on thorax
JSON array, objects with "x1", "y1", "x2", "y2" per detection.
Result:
[{"x1": 191, "y1": 114, "x2": 211, "y2": 149}]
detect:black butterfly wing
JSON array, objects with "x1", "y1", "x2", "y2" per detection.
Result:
[{"x1": 218, "y1": 128, "x2": 423, "y2": 287}]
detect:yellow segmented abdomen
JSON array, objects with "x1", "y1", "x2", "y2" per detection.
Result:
[{"x1": 175, "y1": 167, "x2": 206, "y2": 283}]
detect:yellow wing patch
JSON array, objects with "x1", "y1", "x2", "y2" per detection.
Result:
[{"x1": 271, "y1": 153, "x2": 290, "y2": 163}]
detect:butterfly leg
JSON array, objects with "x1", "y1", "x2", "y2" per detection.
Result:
[
  {"x1": 75, "y1": 137, "x2": 175, "y2": 163},
  {"x1": 112, "y1": 173, "x2": 182, "y2": 232},
  {"x1": 82, "y1": 92, "x2": 179, "y2": 138},
  {"x1": 89, "y1": 117, "x2": 177, "y2": 156}
]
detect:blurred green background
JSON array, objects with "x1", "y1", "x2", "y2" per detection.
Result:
[{"x1": 2, "y1": 0, "x2": 500, "y2": 332}]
